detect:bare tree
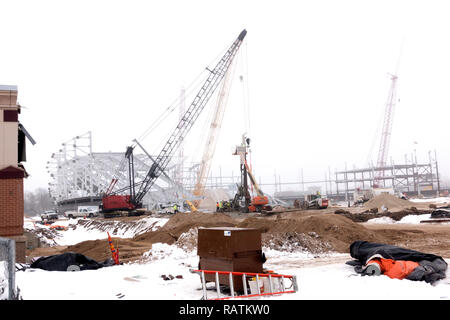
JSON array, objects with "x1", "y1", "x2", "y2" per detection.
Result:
[{"x1": 24, "y1": 188, "x2": 55, "y2": 217}]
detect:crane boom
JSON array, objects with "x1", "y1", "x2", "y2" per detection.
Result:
[
  {"x1": 374, "y1": 73, "x2": 398, "y2": 187},
  {"x1": 193, "y1": 45, "x2": 238, "y2": 199},
  {"x1": 133, "y1": 29, "x2": 247, "y2": 206},
  {"x1": 244, "y1": 161, "x2": 264, "y2": 197}
]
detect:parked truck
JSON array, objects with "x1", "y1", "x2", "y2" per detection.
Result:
[
  {"x1": 40, "y1": 210, "x2": 59, "y2": 221},
  {"x1": 64, "y1": 206, "x2": 99, "y2": 219}
]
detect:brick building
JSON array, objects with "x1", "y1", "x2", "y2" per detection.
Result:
[{"x1": 0, "y1": 85, "x2": 35, "y2": 263}]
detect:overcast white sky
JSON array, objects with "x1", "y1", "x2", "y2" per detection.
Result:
[{"x1": 1, "y1": 0, "x2": 450, "y2": 195}]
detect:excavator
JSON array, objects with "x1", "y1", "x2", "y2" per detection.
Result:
[{"x1": 231, "y1": 135, "x2": 272, "y2": 213}]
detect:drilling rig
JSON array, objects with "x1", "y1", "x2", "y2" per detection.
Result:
[{"x1": 231, "y1": 135, "x2": 272, "y2": 213}]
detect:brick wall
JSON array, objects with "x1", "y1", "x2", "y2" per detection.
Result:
[
  {"x1": 0, "y1": 177, "x2": 24, "y2": 236},
  {"x1": 0, "y1": 85, "x2": 26, "y2": 263}
]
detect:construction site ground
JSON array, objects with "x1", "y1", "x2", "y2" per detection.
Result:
[{"x1": 26, "y1": 195, "x2": 450, "y2": 266}]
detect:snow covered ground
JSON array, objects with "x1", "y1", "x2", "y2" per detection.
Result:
[
  {"x1": 13, "y1": 245, "x2": 450, "y2": 300},
  {"x1": 23, "y1": 215, "x2": 169, "y2": 246},
  {"x1": 409, "y1": 196, "x2": 450, "y2": 204},
  {"x1": 366, "y1": 213, "x2": 434, "y2": 224},
  {"x1": 6, "y1": 213, "x2": 450, "y2": 300}
]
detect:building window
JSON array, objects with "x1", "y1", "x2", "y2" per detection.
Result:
[{"x1": 3, "y1": 109, "x2": 18, "y2": 122}]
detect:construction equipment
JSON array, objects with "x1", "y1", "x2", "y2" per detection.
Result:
[
  {"x1": 101, "y1": 29, "x2": 247, "y2": 213},
  {"x1": 245, "y1": 161, "x2": 272, "y2": 212},
  {"x1": 197, "y1": 227, "x2": 264, "y2": 291},
  {"x1": 352, "y1": 188, "x2": 374, "y2": 205},
  {"x1": 194, "y1": 226, "x2": 297, "y2": 300},
  {"x1": 305, "y1": 193, "x2": 328, "y2": 209},
  {"x1": 101, "y1": 146, "x2": 137, "y2": 213},
  {"x1": 191, "y1": 42, "x2": 239, "y2": 209},
  {"x1": 294, "y1": 192, "x2": 328, "y2": 209},
  {"x1": 232, "y1": 135, "x2": 272, "y2": 213},
  {"x1": 191, "y1": 269, "x2": 298, "y2": 300},
  {"x1": 374, "y1": 73, "x2": 399, "y2": 188}
]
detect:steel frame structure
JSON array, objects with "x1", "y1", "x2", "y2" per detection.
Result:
[
  {"x1": 335, "y1": 161, "x2": 437, "y2": 196},
  {"x1": 46, "y1": 131, "x2": 198, "y2": 209},
  {"x1": 48, "y1": 133, "x2": 442, "y2": 209}
]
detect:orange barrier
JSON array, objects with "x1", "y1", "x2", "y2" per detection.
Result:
[{"x1": 107, "y1": 232, "x2": 120, "y2": 265}]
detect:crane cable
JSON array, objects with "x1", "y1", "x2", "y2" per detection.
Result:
[
  {"x1": 238, "y1": 40, "x2": 255, "y2": 196},
  {"x1": 135, "y1": 70, "x2": 207, "y2": 148},
  {"x1": 134, "y1": 40, "x2": 233, "y2": 149},
  {"x1": 105, "y1": 33, "x2": 242, "y2": 196}
]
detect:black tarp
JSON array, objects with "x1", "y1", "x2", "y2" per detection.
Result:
[
  {"x1": 30, "y1": 252, "x2": 109, "y2": 271},
  {"x1": 347, "y1": 241, "x2": 448, "y2": 284},
  {"x1": 431, "y1": 209, "x2": 450, "y2": 218}
]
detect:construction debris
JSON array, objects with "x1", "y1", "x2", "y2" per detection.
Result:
[{"x1": 30, "y1": 252, "x2": 114, "y2": 272}]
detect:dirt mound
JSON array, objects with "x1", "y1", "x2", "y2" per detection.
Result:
[
  {"x1": 27, "y1": 210, "x2": 408, "y2": 262},
  {"x1": 62, "y1": 237, "x2": 158, "y2": 264},
  {"x1": 133, "y1": 211, "x2": 236, "y2": 244},
  {"x1": 164, "y1": 214, "x2": 380, "y2": 254},
  {"x1": 63, "y1": 239, "x2": 112, "y2": 262},
  {"x1": 262, "y1": 232, "x2": 334, "y2": 254},
  {"x1": 132, "y1": 212, "x2": 382, "y2": 254},
  {"x1": 236, "y1": 214, "x2": 382, "y2": 252},
  {"x1": 364, "y1": 194, "x2": 414, "y2": 211}
]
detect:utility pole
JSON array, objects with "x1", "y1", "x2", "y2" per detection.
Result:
[
  {"x1": 435, "y1": 149, "x2": 441, "y2": 195},
  {"x1": 414, "y1": 149, "x2": 420, "y2": 197}
]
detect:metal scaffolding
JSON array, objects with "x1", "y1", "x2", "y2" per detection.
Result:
[
  {"x1": 47, "y1": 132, "x2": 241, "y2": 210},
  {"x1": 47, "y1": 133, "x2": 443, "y2": 209},
  {"x1": 335, "y1": 154, "x2": 440, "y2": 198},
  {"x1": 47, "y1": 132, "x2": 192, "y2": 209}
]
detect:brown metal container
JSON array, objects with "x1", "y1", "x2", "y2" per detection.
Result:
[{"x1": 197, "y1": 227, "x2": 263, "y2": 291}]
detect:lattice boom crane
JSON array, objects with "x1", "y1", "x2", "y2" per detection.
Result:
[
  {"x1": 374, "y1": 73, "x2": 398, "y2": 188},
  {"x1": 102, "y1": 29, "x2": 247, "y2": 212}
]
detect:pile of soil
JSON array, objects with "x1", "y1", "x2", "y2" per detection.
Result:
[
  {"x1": 133, "y1": 211, "x2": 236, "y2": 244},
  {"x1": 39, "y1": 211, "x2": 381, "y2": 261},
  {"x1": 262, "y1": 232, "x2": 334, "y2": 254},
  {"x1": 237, "y1": 214, "x2": 382, "y2": 253},
  {"x1": 63, "y1": 239, "x2": 112, "y2": 262},
  {"x1": 364, "y1": 194, "x2": 414, "y2": 211},
  {"x1": 62, "y1": 237, "x2": 157, "y2": 263},
  {"x1": 135, "y1": 212, "x2": 382, "y2": 254},
  {"x1": 27, "y1": 207, "x2": 450, "y2": 263}
]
